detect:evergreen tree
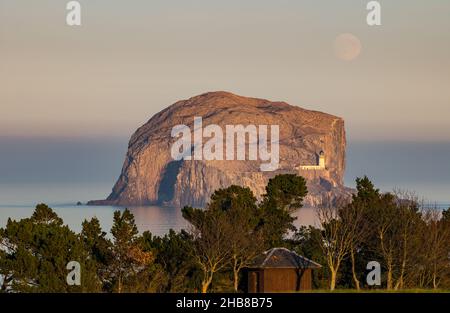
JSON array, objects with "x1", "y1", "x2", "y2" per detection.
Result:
[
  {"x1": 0, "y1": 204, "x2": 100, "y2": 292},
  {"x1": 108, "y1": 209, "x2": 163, "y2": 293},
  {"x1": 259, "y1": 174, "x2": 308, "y2": 247},
  {"x1": 81, "y1": 217, "x2": 113, "y2": 290},
  {"x1": 142, "y1": 230, "x2": 200, "y2": 292}
]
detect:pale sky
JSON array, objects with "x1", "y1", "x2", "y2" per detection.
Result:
[{"x1": 1, "y1": 0, "x2": 449, "y2": 141}]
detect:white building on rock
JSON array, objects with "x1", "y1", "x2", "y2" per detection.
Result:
[{"x1": 298, "y1": 151, "x2": 326, "y2": 170}]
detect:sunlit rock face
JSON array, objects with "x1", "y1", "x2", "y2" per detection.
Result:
[{"x1": 88, "y1": 91, "x2": 352, "y2": 208}]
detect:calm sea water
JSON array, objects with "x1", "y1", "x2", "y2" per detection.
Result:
[
  {"x1": 0, "y1": 182, "x2": 189, "y2": 237},
  {"x1": 0, "y1": 182, "x2": 320, "y2": 236},
  {"x1": 0, "y1": 183, "x2": 448, "y2": 237},
  {"x1": 0, "y1": 203, "x2": 187, "y2": 237},
  {"x1": 0, "y1": 138, "x2": 449, "y2": 235}
]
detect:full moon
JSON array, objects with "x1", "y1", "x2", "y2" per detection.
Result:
[{"x1": 334, "y1": 33, "x2": 362, "y2": 61}]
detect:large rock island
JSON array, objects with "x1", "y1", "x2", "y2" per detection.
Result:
[{"x1": 89, "y1": 91, "x2": 352, "y2": 208}]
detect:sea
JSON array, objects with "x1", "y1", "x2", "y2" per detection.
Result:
[{"x1": 0, "y1": 137, "x2": 449, "y2": 237}]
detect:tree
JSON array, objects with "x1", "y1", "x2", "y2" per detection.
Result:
[
  {"x1": 390, "y1": 190, "x2": 421, "y2": 289},
  {"x1": 263, "y1": 174, "x2": 308, "y2": 211},
  {"x1": 333, "y1": 177, "x2": 426, "y2": 291},
  {"x1": 344, "y1": 177, "x2": 378, "y2": 290},
  {"x1": 290, "y1": 226, "x2": 329, "y2": 289},
  {"x1": 365, "y1": 191, "x2": 421, "y2": 290},
  {"x1": 142, "y1": 229, "x2": 200, "y2": 292},
  {"x1": 442, "y1": 208, "x2": 450, "y2": 222},
  {"x1": 207, "y1": 186, "x2": 264, "y2": 292},
  {"x1": 259, "y1": 174, "x2": 308, "y2": 247},
  {"x1": 108, "y1": 209, "x2": 162, "y2": 293},
  {"x1": 316, "y1": 199, "x2": 362, "y2": 291},
  {"x1": 416, "y1": 207, "x2": 450, "y2": 289},
  {"x1": 0, "y1": 204, "x2": 100, "y2": 292},
  {"x1": 31, "y1": 203, "x2": 64, "y2": 225},
  {"x1": 182, "y1": 205, "x2": 232, "y2": 293},
  {"x1": 81, "y1": 217, "x2": 113, "y2": 290}
]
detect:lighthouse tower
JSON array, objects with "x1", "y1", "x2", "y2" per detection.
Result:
[{"x1": 319, "y1": 150, "x2": 325, "y2": 169}]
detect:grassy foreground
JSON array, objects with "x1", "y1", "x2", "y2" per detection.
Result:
[{"x1": 298, "y1": 289, "x2": 450, "y2": 293}]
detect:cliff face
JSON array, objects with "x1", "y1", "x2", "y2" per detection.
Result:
[{"x1": 89, "y1": 91, "x2": 351, "y2": 207}]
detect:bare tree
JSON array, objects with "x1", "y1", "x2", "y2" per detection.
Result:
[
  {"x1": 229, "y1": 223, "x2": 264, "y2": 292},
  {"x1": 392, "y1": 190, "x2": 421, "y2": 290},
  {"x1": 369, "y1": 190, "x2": 421, "y2": 290},
  {"x1": 371, "y1": 193, "x2": 405, "y2": 290},
  {"x1": 188, "y1": 212, "x2": 232, "y2": 293},
  {"x1": 418, "y1": 206, "x2": 450, "y2": 289},
  {"x1": 346, "y1": 205, "x2": 370, "y2": 291},
  {"x1": 316, "y1": 197, "x2": 362, "y2": 291}
]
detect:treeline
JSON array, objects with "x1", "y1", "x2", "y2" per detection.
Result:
[
  {"x1": 290, "y1": 177, "x2": 450, "y2": 290},
  {"x1": 0, "y1": 175, "x2": 449, "y2": 292},
  {"x1": 0, "y1": 175, "x2": 307, "y2": 293}
]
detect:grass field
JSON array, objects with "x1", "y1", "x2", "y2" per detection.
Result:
[{"x1": 299, "y1": 289, "x2": 450, "y2": 293}]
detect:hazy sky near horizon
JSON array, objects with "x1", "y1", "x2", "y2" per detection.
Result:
[{"x1": 1, "y1": 1, "x2": 450, "y2": 141}]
